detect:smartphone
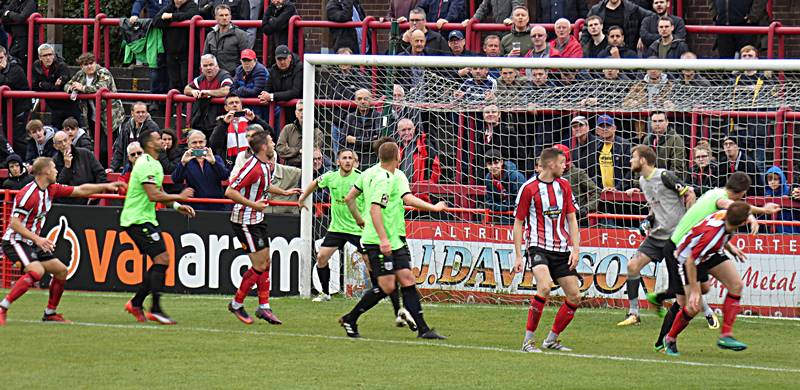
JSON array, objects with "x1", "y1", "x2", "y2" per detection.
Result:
[
  {"x1": 512, "y1": 41, "x2": 521, "y2": 52},
  {"x1": 234, "y1": 111, "x2": 247, "y2": 117},
  {"x1": 191, "y1": 148, "x2": 208, "y2": 157}
]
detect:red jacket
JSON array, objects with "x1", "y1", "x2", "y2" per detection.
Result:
[
  {"x1": 400, "y1": 132, "x2": 441, "y2": 201},
  {"x1": 550, "y1": 36, "x2": 583, "y2": 58}
]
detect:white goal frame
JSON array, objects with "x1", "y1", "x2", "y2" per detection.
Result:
[{"x1": 297, "y1": 54, "x2": 800, "y2": 298}]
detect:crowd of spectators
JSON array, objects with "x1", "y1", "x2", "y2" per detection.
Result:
[{"x1": 0, "y1": 0, "x2": 796, "y2": 231}]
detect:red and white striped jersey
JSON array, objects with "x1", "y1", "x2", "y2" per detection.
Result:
[
  {"x1": 229, "y1": 155, "x2": 272, "y2": 225},
  {"x1": 2, "y1": 182, "x2": 74, "y2": 244},
  {"x1": 675, "y1": 210, "x2": 731, "y2": 265},
  {"x1": 514, "y1": 176, "x2": 578, "y2": 252}
]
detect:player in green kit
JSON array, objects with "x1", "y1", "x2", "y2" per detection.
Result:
[
  {"x1": 297, "y1": 149, "x2": 367, "y2": 302},
  {"x1": 122, "y1": 129, "x2": 196, "y2": 325},
  {"x1": 338, "y1": 140, "x2": 447, "y2": 339},
  {"x1": 650, "y1": 172, "x2": 780, "y2": 350}
]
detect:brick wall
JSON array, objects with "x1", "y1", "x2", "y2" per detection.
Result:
[{"x1": 294, "y1": 0, "x2": 800, "y2": 58}]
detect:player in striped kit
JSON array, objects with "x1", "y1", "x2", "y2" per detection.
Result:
[
  {"x1": 0, "y1": 157, "x2": 124, "y2": 325},
  {"x1": 513, "y1": 147, "x2": 581, "y2": 353},
  {"x1": 224, "y1": 130, "x2": 301, "y2": 325},
  {"x1": 616, "y1": 145, "x2": 719, "y2": 327},
  {"x1": 663, "y1": 202, "x2": 752, "y2": 356}
]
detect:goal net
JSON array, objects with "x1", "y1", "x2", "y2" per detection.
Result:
[{"x1": 299, "y1": 55, "x2": 800, "y2": 318}]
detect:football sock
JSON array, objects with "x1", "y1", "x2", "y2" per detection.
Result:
[
  {"x1": 389, "y1": 288, "x2": 401, "y2": 315},
  {"x1": 234, "y1": 268, "x2": 260, "y2": 305},
  {"x1": 131, "y1": 268, "x2": 152, "y2": 308},
  {"x1": 626, "y1": 275, "x2": 640, "y2": 315},
  {"x1": 702, "y1": 299, "x2": 714, "y2": 317},
  {"x1": 657, "y1": 302, "x2": 681, "y2": 346},
  {"x1": 401, "y1": 285, "x2": 430, "y2": 334},
  {"x1": 317, "y1": 264, "x2": 330, "y2": 295},
  {"x1": 721, "y1": 293, "x2": 741, "y2": 337},
  {"x1": 5, "y1": 271, "x2": 41, "y2": 306},
  {"x1": 257, "y1": 267, "x2": 271, "y2": 308},
  {"x1": 525, "y1": 295, "x2": 547, "y2": 338},
  {"x1": 149, "y1": 264, "x2": 167, "y2": 313},
  {"x1": 47, "y1": 277, "x2": 66, "y2": 312},
  {"x1": 0, "y1": 298, "x2": 9, "y2": 309},
  {"x1": 348, "y1": 286, "x2": 386, "y2": 321},
  {"x1": 551, "y1": 301, "x2": 578, "y2": 336},
  {"x1": 655, "y1": 291, "x2": 676, "y2": 304},
  {"x1": 667, "y1": 307, "x2": 694, "y2": 340}
]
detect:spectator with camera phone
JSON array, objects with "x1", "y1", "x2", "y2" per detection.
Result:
[{"x1": 172, "y1": 130, "x2": 230, "y2": 211}]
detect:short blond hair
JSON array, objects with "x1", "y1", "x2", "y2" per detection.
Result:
[{"x1": 30, "y1": 157, "x2": 54, "y2": 175}]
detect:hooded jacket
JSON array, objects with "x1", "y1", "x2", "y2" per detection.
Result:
[
  {"x1": 276, "y1": 119, "x2": 323, "y2": 168},
  {"x1": 500, "y1": 27, "x2": 533, "y2": 56},
  {"x1": 71, "y1": 128, "x2": 94, "y2": 152},
  {"x1": 204, "y1": 23, "x2": 251, "y2": 74},
  {"x1": 25, "y1": 126, "x2": 57, "y2": 163},
  {"x1": 1, "y1": 154, "x2": 32, "y2": 190},
  {"x1": 641, "y1": 127, "x2": 686, "y2": 178},
  {"x1": 554, "y1": 144, "x2": 599, "y2": 215},
  {"x1": 763, "y1": 166, "x2": 799, "y2": 233}
]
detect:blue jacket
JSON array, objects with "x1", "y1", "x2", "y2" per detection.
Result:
[
  {"x1": 232, "y1": 62, "x2": 269, "y2": 98},
  {"x1": 132, "y1": 0, "x2": 169, "y2": 17},
  {"x1": 485, "y1": 160, "x2": 526, "y2": 212},
  {"x1": 418, "y1": 0, "x2": 465, "y2": 23},
  {"x1": 171, "y1": 155, "x2": 230, "y2": 211},
  {"x1": 764, "y1": 166, "x2": 799, "y2": 234}
]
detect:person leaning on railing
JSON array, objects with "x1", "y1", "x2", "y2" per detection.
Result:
[{"x1": 31, "y1": 44, "x2": 83, "y2": 129}]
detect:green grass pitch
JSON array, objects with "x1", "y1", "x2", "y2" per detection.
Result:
[{"x1": 1, "y1": 289, "x2": 799, "y2": 388}]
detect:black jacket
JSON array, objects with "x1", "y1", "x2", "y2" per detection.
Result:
[
  {"x1": 0, "y1": 0, "x2": 36, "y2": 47},
  {"x1": 32, "y1": 57, "x2": 81, "y2": 113},
  {"x1": 198, "y1": 0, "x2": 250, "y2": 20},
  {"x1": 639, "y1": 13, "x2": 686, "y2": 47},
  {"x1": 153, "y1": 0, "x2": 199, "y2": 55},
  {"x1": 534, "y1": 0, "x2": 587, "y2": 23},
  {"x1": 2, "y1": 171, "x2": 32, "y2": 190},
  {"x1": 159, "y1": 143, "x2": 186, "y2": 175},
  {"x1": 645, "y1": 38, "x2": 689, "y2": 59},
  {"x1": 265, "y1": 55, "x2": 302, "y2": 101},
  {"x1": 583, "y1": 136, "x2": 633, "y2": 190},
  {"x1": 54, "y1": 146, "x2": 107, "y2": 204},
  {"x1": 584, "y1": 0, "x2": 653, "y2": 51},
  {"x1": 209, "y1": 114, "x2": 272, "y2": 161},
  {"x1": 689, "y1": 162, "x2": 721, "y2": 197},
  {"x1": 262, "y1": 1, "x2": 297, "y2": 60},
  {"x1": 711, "y1": 0, "x2": 769, "y2": 26},
  {"x1": 326, "y1": 0, "x2": 367, "y2": 54},
  {"x1": 0, "y1": 60, "x2": 31, "y2": 115},
  {"x1": 718, "y1": 150, "x2": 763, "y2": 196},
  {"x1": 111, "y1": 117, "x2": 160, "y2": 172}
]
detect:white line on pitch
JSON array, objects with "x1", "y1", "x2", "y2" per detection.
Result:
[{"x1": 11, "y1": 319, "x2": 800, "y2": 374}]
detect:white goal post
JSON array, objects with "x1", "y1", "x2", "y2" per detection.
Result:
[{"x1": 296, "y1": 54, "x2": 800, "y2": 318}]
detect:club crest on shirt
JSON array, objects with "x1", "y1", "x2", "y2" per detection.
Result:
[{"x1": 380, "y1": 194, "x2": 388, "y2": 206}]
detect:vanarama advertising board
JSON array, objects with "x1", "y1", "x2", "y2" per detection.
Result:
[
  {"x1": 38, "y1": 205, "x2": 302, "y2": 296},
  {"x1": 341, "y1": 222, "x2": 800, "y2": 318}
]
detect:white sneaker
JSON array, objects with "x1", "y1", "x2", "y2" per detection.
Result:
[
  {"x1": 542, "y1": 339, "x2": 572, "y2": 351},
  {"x1": 521, "y1": 339, "x2": 542, "y2": 353},
  {"x1": 312, "y1": 293, "x2": 331, "y2": 302}
]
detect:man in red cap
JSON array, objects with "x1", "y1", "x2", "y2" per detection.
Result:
[
  {"x1": 233, "y1": 49, "x2": 269, "y2": 119},
  {"x1": 554, "y1": 143, "x2": 598, "y2": 224}
]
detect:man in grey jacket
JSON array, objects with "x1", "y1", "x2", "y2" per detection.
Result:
[
  {"x1": 204, "y1": 4, "x2": 251, "y2": 74},
  {"x1": 462, "y1": 0, "x2": 524, "y2": 25}
]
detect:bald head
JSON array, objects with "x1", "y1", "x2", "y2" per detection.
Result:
[
  {"x1": 53, "y1": 131, "x2": 69, "y2": 152},
  {"x1": 410, "y1": 29, "x2": 426, "y2": 54},
  {"x1": 530, "y1": 25, "x2": 548, "y2": 49}
]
